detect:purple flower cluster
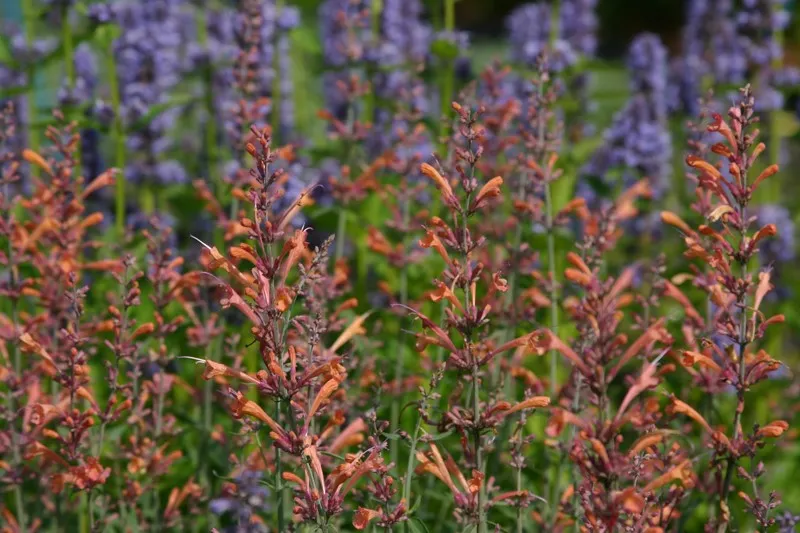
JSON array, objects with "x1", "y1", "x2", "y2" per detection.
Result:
[
  {"x1": 507, "y1": 3, "x2": 553, "y2": 68},
  {"x1": 581, "y1": 34, "x2": 671, "y2": 202},
  {"x1": 506, "y1": 1, "x2": 598, "y2": 138},
  {"x1": 507, "y1": 0, "x2": 598, "y2": 71},
  {"x1": 668, "y1": 0, "x2": 745, "y2": 115},
  {"x1": 776, "y1": 510, "x2": 800, "y2": 533},
  {"x1": 671, "y1": 0, "x2": 796, "y2": 114},
  {"x1": 209, "y1": 470, "x2": 270, "y2": 532},
  {"x1": 369, "y1": 0, "x2": 432, "y2": 156},
  {"x1": 114, "y1": 0, "x2": 189, "y2": 187},
  {"x1": 559, "y1": 0, "x2": 599, "y2": 57},
  {"x1": 319, "y1": 0, "x2": 371, "y2": 121},
  {"x1": 276, "y1": 5, "x2": 301, "y2": 139}
]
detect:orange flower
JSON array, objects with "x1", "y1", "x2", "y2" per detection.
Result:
[
  {"x1": 708, "y1": 114, "x2": 737, "y2": 154},
  {"x1": 201, "y1": 359, "x2": 259, "y2": 384},
  {"x1": 329, "y1": 312, "x2": 370, "y2": 355},
  {"x1": 680, "y1": 350, "x2": 721, "y2": 373},
  {"x1": 430, "y1": 280, "x2": 463, "y2": 312},
  {"x1": 305, "y1": 379, "x2": 340, "y2": 428},
  {"x1": 22, "y1": 149, "x2": 53, "y2": 175},
  {"x1": 419, "y1": 230, "x2": 450, "y2": 264},
  {"x1": 230, "y1": 392, "x2": 285, "y2": 437},
  {"x1": 686, "y1": 155, "x2": 723, "y2": 181},
  {"x1": 642, "y1": 459, "x2": 694, "y2": 493},
  {"x1": 420, "y1": 163, "x2": 455, "y2": 199},
  {"x1": 471, "y1": 176, "x2": 503, "y2": 211},
  {"x1": 757, "y1": 420, "x2": 789, "y2": 438},
  {"x1": 353, "y1": 508, "x2": 382, "y2": 530},
  {"x1": 660, "y1": 211, "x2": 694, "y2": 235},
  {"x1": 751, "y1": 163, "x2": 779, "y2": 192},
  {"x1": 628, "y1": 431, "x2": 671, "y2": 457},
  {"x1": 500, "y1": 396, "x2": 550, "y2": 417}
]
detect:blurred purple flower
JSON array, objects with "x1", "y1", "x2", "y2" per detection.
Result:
[
  {"x1": 114, "y1": 0, "x2": 188, "y2": 187},
  {"x1": 776, "y1": 510, "x2": 800, "y2": 533},
  {"x1": 559, "y1": 0, "x2": 599, "y2": 57},
  {"x1": 756, "y1": 204, "x2": 795, "y2": 301},
  {"x1": 581, "y1": 34, "x2": 670, "y2": 203},
  {"x1": 507, "y1": 3, "x2": 552, "y2": 68},
  {"x1": 209, "y1": 470, "x2": 270, "y2": 533}
]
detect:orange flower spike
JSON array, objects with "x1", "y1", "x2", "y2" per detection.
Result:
[
  {"x1": 303, "y1": 443, "x2": 327, "y2": 495},
  {"x1": 202, "y1": 359, "x2": 259, "y2": 384},
  {"x1": 231, "y1": 392, "x2": 285, "y2": 437},
  {"x1": 541, "y1": 330, "x2": 591, "y2": 376},
  {"x1": 628, "y1": 431, "x2": 668, "y2": 457},
  {"x1": 668, "y1": 396, "x2": 730, "y2": 449},
  {"x1": 565, "y1": 268, "x2": 592, "y2": 287}
]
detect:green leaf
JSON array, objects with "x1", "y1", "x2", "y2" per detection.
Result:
[
  {"x1": 409, "y1": 517, "x2": 432, "y2": 533},
  {"x1": 430, "y1": 39, "x2": 459, "y2": 61}
]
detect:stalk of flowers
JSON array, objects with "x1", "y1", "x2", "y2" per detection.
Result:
[
  {"x1": 581, "y1": 33, "x2": 671, "y2": 212},
  {"x1": 319, "y1": 0, "x2": 372, "y2": 125},
  {"x1": 0, "y1": 103, "x2": 33, "y2": 532},
  {"x1": 365, "y1": 142, "x2": 433, "y2": 466},
  {"x1": 662, "y1": 86, "x2": 789, "y2": 531},
  {"x1": 1, "y1": 114, "x2": 120, "y2": 529},
  {"x1": 113, "y1": 0, "x2": 189, "y2": 215},
  {"x1": 367, "y1": 0, "x2": 431, "y2": 157},
  {"x1": 317, "y1": 0, "x2": 383, "y2": 269},
  {"x1": 401, "y1": 101, "x2": 555, "y2": 532},
  {"x1": 189, "y1": 126, "x2": 388, "y2": 530},
  {"x1": 188, "y1": 3, "x2": 237, "y2": 200},
  {"x1": 668, "y1": 0, "x2": 746, "y2": 116},
  {"x1": 542, "y1": 180, "x2": 691, "y2": 531}
]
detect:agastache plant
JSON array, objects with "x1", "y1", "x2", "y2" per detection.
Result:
[
  {"x1": 662, "y1": 85, "x2": 789, "y2": 531},
  {"x1": 189, "y1": 126, "x2": 390, "y2": 531},
  {"x1": 404, "y1": 101, "x2": 554, "y2": 532}
]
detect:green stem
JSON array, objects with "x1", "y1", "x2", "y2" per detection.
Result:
[
  {"x1": 105, "y1": 39, "x2": 127, "y2": 235},
  {"x1": 276, "y1": 401, "x2": 285, "y2": 533},
  {"x1": 716, "y1": 205, "x2": 749, "y2": 533},
  {"x1": 335, "y1": 208, "x2": 347, "y2": 262},
  {"x1": 544, "y1": 180, "x2": 559, "y2": 397},
  {"x1": 61, "y1": 5, "x2": 79, "y2": 165},
  {"x1": 22, "y1": 0, "x2": 40, "y2": 178},
  {"x1": 439, "y1": 0, "x2": 456, "y2": 152},
  {"x1": 767, "y1": 2, "x2": 784, "y2": 202},
  {"x1": 390, "y1": 197, "x2": 411, "y2": 467},
  {"x1": 472, "y1": 363, "x2": 486, "y2": 533},
  {"x1": 402, "y1": 416, "x2": 423, "y2": 512}
]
